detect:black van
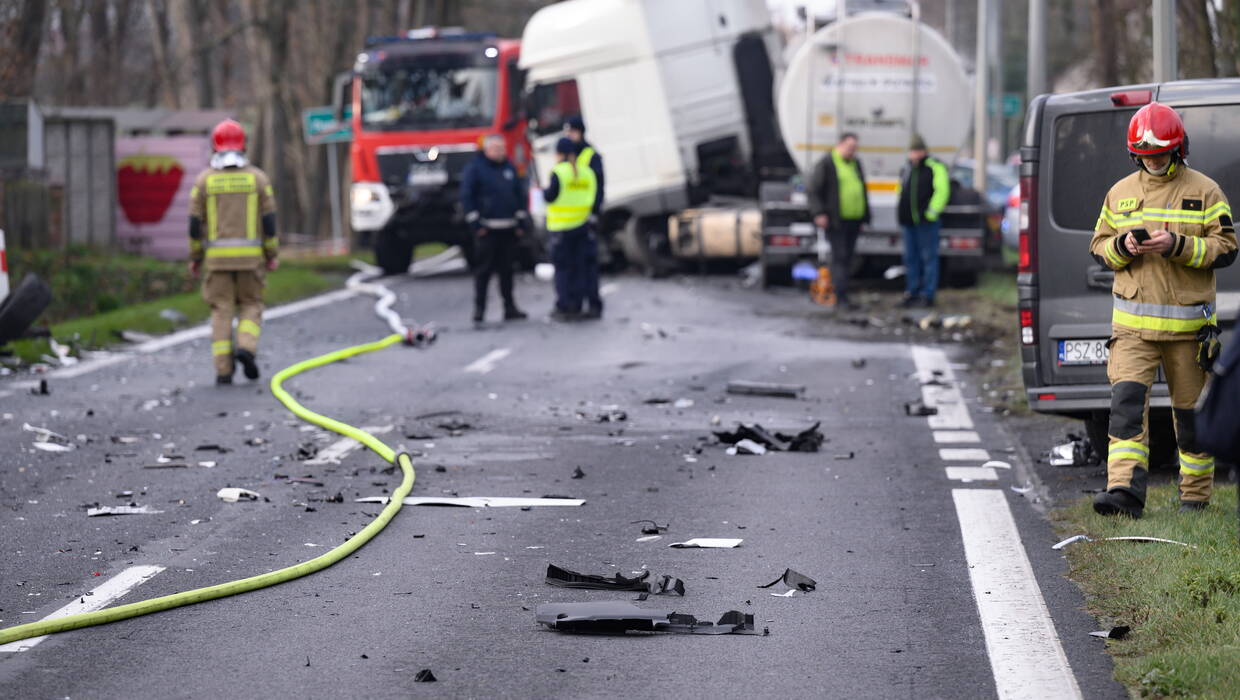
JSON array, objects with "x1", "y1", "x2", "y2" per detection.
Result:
[{"x1": 1018, "y1": 79, "x2": 1240, "y2": 451}]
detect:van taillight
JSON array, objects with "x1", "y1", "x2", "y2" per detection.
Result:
[
  {"x1": 1020, "y1": 309, "x2": 1035, "y2": 345},
  {"x1": 1018, "y1": 175, "x2": 1037, "y2": 274}
]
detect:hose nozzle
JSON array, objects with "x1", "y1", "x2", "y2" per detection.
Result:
[{"x1": 404, "y1": 324, "x2": 437, "y2": 347}]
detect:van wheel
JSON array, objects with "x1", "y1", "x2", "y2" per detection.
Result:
[{"x1": 1083, "y1": 411, "x2": 1108, "y2": 466}]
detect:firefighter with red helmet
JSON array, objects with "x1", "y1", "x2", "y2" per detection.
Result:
[
  {"x1": 188, "y1": 119, "x2": 279, "y2": 384},
  {"x1": 1089, "y1": 102, "x2": 1237, "y2": 518}
]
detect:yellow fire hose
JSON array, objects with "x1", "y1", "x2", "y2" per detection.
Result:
[{"x1": 0, "y1": 332, "x2": 415, "y2": 646}]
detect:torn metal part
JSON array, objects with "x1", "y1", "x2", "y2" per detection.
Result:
[
  {"x1": 1089, "y1": 626, "x2": 1130, "y2": 640},
  {"x1": 23, "y1": 422, "x2": 70, "y2": 445},
  {"x1": 668, "y1": 538, "x2": 742, "y2": 549},
  {"x1": 635, "y1": 535, "x2": 662, "y2": 543},
  {"x1": 904, "y1": 401, "x2": 938, "y2": 416},
  {"x1": 725, "y1": 380, "x2": 804, "y2": 398},
  {"x1": 356, "y1": 496, "x2": 585, "y2": 507},
  {"x1": 631, "y1": 519, "x2": 668, "y2": 535},
  {"x1": 545, "y1": 564, "x2": 685, "y2": 596},
  {"x1": 770, "y1": 589, "x2": 797, "y2": 597},
  {"x1": 571, "y1": 466, "x2": 586, "y2": 479},
  {"x1": 413, "y1": 669, "x2": 437, "y2": 682},
  {"x1": 1048, "y1": 432, "x2": 1098, "y2": 467},
  {"x1": 535, "y1": 601, "x2": 760, "y2": 635},
  {"x1": 217, "y1": 487, "x2": 261, "y2": 502},
  {"x1": 32, "y1": 441, "x2": 73, "y2": 453},
  {"x1": 757, "y1": 568, "x2": 817, "y2": 592},
  {"x1": 714, "y1": 422, "x2": 823, "y2": 453},
  {"x1": 87, "y1": 505, "x2": 164, "y2": 516}
]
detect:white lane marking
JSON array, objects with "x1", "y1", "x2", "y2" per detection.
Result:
[
  {"x1": 934, "y1": 430, "x2": 981, "y2": 444},
  {"x1": 305, "y1": 425, "x2": 393, "y2": 465},
  {"x1": 940, "y1": 447, "x2": 991, "y2": 462},
  {"x1": 9, "y1": 288, "x2": 358, "y2": 387},
  {"x1": 0, "y1": 565, "x2": 166, "y2": 652},
  {"x1": 464, "y1": 348, "x2": 511, "y2": 374},
  {"x1": 910, "y1": 346, "x2": 975, "y2": 429},
  {"x1": 945, "y1": 466, "x2": 999, "y2": 482},
  {"x1": 953, "y1": 489, "x2": 1082, "y2": 699},
  {"x1": 599, "y1": 282, "x2": 620, "y2": 297}
]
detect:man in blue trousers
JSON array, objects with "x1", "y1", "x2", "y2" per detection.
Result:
[
  {"x1": 544, "y1": 137, "x2": 598, "y2": 321},
  {"x1": 896, "y1": 134, "x2": 951, "y2": 308}
]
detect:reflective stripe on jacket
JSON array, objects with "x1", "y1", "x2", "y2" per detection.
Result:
[
  {"x1": 545, "y1": 161, "x2": 596, "y2": 232},
  {"x1": 1089, "y1": 166, "x2": 1238, "y2": 340},
  {"x1": 189, "y1": 165, "x2": 277, "y2": 271}
]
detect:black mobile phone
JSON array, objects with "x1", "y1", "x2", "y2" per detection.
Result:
[{"x1": 1131, "y1": 228, "x2": 1151, "y2": 243}]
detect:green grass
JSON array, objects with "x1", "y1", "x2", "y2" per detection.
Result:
[{"x1": 1055, "y1": 484, "x2": 1240, "y2": 698}]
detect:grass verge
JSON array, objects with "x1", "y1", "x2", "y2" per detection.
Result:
[{"x1": 1054, "y1": 484, "x2": 1240, "y2": 698}]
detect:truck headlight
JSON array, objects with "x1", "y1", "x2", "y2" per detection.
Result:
[{"x1": 349, "y1": 182, "x2": 395, "y2": 231}]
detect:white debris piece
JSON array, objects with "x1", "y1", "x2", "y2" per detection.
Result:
[
  {"x1": 668, "y1": 538, "x2": 743, "y2": 549},
  {"x1": 216, "y1": 487, "x2": 261, "y2": 502}
]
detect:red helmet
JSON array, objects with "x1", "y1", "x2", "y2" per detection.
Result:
[
  {"x1": 211, "y1": 119, "x2": 246, "y2": 153},
  {"x1": 1127, "y1": 102, "x2": 1185, "y2": 156}
]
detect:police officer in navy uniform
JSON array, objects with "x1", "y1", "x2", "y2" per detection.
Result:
[
  {"x1": 544, "y1": 137, "x2": 598, "y2": 321},
  {"x1": 564, "y1": 115, "x2": 604, "y2": 318},
  {"x1": 461, "y1": 133, "x2": 529, "y2": 323}
]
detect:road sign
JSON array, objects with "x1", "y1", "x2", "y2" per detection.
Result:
[
  {"x1": 987, "y1": 93, "x2": 1023, "y2": 118},
  {"x1": 302, "y1": 106, "x2": 352, "y2": 145}
]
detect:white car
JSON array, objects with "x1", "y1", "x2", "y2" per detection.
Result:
[{"x1": 1001, "y1": 183, "x2": 1020, "y2": 250}]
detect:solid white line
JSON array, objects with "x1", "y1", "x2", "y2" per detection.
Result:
[
  {"x1": 9, "y1": 288, "x2": 359, "y2": 387},
  {"x1": 934, "y1": 430, "x2": 981, "y2": 444},
  {"x1": 0, "y1": 565, "x2": 165, "y2": 652},
  {"x1": 945, "y1": 466, "x2": 999, "y2": 482},
  {"x1": 940, "y1": 447, "x2": 991, "y2": 462},
  {"x1": 952, "y1": 489, "x2": 1082, "y2": 699},
  {"x1": 464, "y1": 348, "x2": 511, "y2": 374},
  {"x1": 599, "y1": 282, "x2": 620, "y2": 297},
  {"x1": 305, "y1": 425, "x2": 392, "y2": 465}
]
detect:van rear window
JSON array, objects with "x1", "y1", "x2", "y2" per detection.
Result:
[{"x1": 1052, "y1": 105, "x2": 1240, "y2": 231}]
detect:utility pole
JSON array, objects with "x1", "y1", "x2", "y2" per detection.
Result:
[
  {"x1": 1152, "y1": 0, "x2": 1177, "y2": 82},
  {"x1": 988, "y1": 0, "x2": 1003, "y2": 158},
  {"x1": 973, "y1": 0, "x2": 988, "y2": 194},
  {"x1": 1026, "y1": 0, "x2": 1047, "y2": 98}
]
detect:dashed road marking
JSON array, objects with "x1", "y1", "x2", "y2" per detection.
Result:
[
  {"x1": 0, "y1": 565, "x2": 166, "y2": 652},
  {"x1": 939, "y1": 447, "x2": 991, "y2": 462},
  {"x1": 934, "y1": 430, "x2": 981, "y2": 443},
  {"x1": 945, "y1": 466, "x2": 999, "y2": 482},
  {"x1": 464, "y1": 348, "x2": 512, "y2": 374},
  {"x1": 305, "y1": 425, "x2": 393, "y2": 465},
  {"x1": 953, "y1": 489, "x2": 1083, "y2": 699}
]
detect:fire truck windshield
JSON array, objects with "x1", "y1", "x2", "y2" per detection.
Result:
[{"x1": 360, "y1": 54, "x2": 498, "y2": 131}]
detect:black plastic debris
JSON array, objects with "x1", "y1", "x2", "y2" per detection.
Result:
[
  {"x1": 904, "y1": 401, "x2": 938, "y2": 416},
  {"x1": 631, "y1": 519, "x2": 667, "y2": 535},
  {"x1": 414, "y1": 669, "x2": 437, "y2": 682},
  {"x1": 1049, "y1": 432, "x2": 1098, "y2": 467},
  {"x1": 757, "y1": 568, "x2": 817, "y2": 592},
  {"x1": 195, "y1": 443, "x2": 230, "y2": 453},
  {"x1": 851, "y1": 358, "x2": 867, "y2": 369},
  {"x1": 32, "y1": 379, "x2": 49, "y2": 396},
  {"x1": 643, "y1": 397, "x2": 671, "y2": 405},
  {"x1": 713, "y1": 422, "x2": 824, "y2": 453},
  {"x1": 535, "y1": 601, "x2": 759, "y2": 635},
  {"x1": 295, "y1": 443, "x2": 319, "y2": 461},
  {"x1": 1089, "y1": 626, "x2": 1130, "y2": 640},
  {"x1": 596, "y1": 409, "x2": 628, "y2": 423},
  {"x1": 545, "y1": 564, "x2": 685, "y2": 596},
  {"x1": 571, "y1": 466, "x2": 586, "y2": 479},
  {"x1": 726, "y1": 380, "x2": 804, "y2": 398},
  {"x1": 437, "y1": 418, "x2": 472, "y2": 433}
]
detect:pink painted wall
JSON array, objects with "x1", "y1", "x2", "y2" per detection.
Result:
[{"x1": 115, "y1": 137, "x2": 212, "y2": 260}]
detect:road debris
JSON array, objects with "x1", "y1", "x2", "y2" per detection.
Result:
[
  {"x1": 1052, "y1": 534, "x2": 1197, "y2": 550},
  {"x1": 413, "y1": 669, "x2": 437, "y2": 683},
  {"x1": 904, "y1": 401, "x2": 938, "y2": 416},
  {"x1": 726, "y1": 379, "x2": 804, "y2": 398},
  {"x1": 635, "y1": 535, "x2": 662, "y2": 543},
  {"x1": 714, "y1": 422, "x2": 824, "y2": 453},
  {"x1": 217, "y1": 488, "x2": 261, "y2": 502},
  {"x1": 1089, "y1": 626, "x2": 1130, "y2": 640},
  {"x1": 1048, "y1": 433, "x2": 1096, "y2": 467},
  {"x1": 159, "y1": 308, "x2": 188, "y2": 325},
  {"x1": 545, "y1": 564, "x2": 685, "y2": 596},
  {"x1": 535, "y1": 601, "x2": 760, "y2": 636},
  {"x1": 982, "y1": 460, "x2": 1012, "y2": 470},
  {"x1": 87, "y1": 505, "x2": 164, "y2": 516},
  {"x1": 668, "y1": 538, "x2": 743, "y2": 549},
  {"x1": 727, "y1": 439, "x2": 767, "y2": 456},
  {"x1": 596, "y1": 408, "x2": 628, "y2": 423},
  {"x1": 631, "y1": 520, "x2": 668, "y2": 535},
  {"x1": 757, "y1": 568, "x2": 817, "y2": 592},
  {"x1": 23, "y1": 423, "x2": 74, "y2": 452},
  {"x1": 851, "y1": 358, "x2": 867, "y2": 368},
  {"x1": 356, "y1": 496, "x2": 586, "y2": 507},
  {"x1": 673, "y1": 398, "x2": 694, "y2": 409},
  {"x1": 571, "y1": 466, "x2": 586, "y2": 479}
]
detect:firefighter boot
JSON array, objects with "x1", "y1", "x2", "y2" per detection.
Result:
[
  {"x1": 1093, "y1": 489, "x2": 1144, "y2": 519},
  {"x1": 1179, "y1": 500, "x2": 1208, "y2": 513},
  {"x1": 235, "y1": 348, "x2": 260, "y2": 381}
]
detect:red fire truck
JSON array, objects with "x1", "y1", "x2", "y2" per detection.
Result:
[{"x1": 346, "y1": 29, "x2": 529, "y2": 275}]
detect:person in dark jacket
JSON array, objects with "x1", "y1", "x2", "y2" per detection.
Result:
[
  {"x1": 565, "y1": 114, "x2": 605, "y2": 317},
  {"x1": 808, "y1": 132, "x2": 870, "y2": 309},
  {"x1": 460, "y1": 134, "x2": 529, "y2": 323},
  {"x1": 896, "y1": 133, "x2": 951, "y2": 307}
]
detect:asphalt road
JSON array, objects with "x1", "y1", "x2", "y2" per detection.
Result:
[{"x1": 0, "y1": 272, "x2": 1127, "y2": 699}]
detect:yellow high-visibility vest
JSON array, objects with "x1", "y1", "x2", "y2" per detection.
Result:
[{"x1": 546, "y1": 161, "x2": 596, "y2": 232}]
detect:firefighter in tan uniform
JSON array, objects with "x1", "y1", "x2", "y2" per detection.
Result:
[
  {"x1": 1089, "y1": 103, "x2": 1237, "y2": 518},
  {"x1": 188, "y1": 119, "x2": 279, "y2": 384}
]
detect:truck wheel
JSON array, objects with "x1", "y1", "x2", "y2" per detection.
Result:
[
  {"x1": 0, "y1": 273, "x2": 53, "y2": 346},
  {"x1": 620, "y1": 216, "x2": 674, "y2": 277},
  {"x1": 375, "y1": 231, "x2": 414, "y2": 276}
]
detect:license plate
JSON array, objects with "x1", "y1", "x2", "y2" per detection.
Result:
[
  {"x1": 1058, "y1": 339, "x2": 1109, "y2": 366},
  {"x1": 408, "y1": 167, "x2": 448, "y2": 186}
]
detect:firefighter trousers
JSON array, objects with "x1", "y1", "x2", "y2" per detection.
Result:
[
  {"x1": 202, "y1": 269, "x2": 265, "y2": 377},
  {"x1": 1106, "y1": 335, "x2": 1214, "y2": 504}
]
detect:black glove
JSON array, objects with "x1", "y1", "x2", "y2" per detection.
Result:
[{"x1": 1197, "y1": 323, "x2": 1222, "y2": 372}]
